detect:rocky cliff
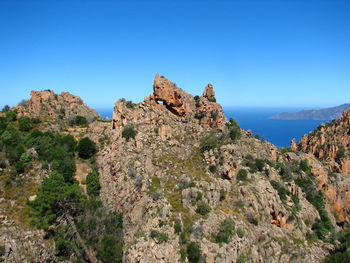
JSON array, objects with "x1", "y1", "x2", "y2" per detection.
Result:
[
  {"x1": 297, "y1": 108, "x2": 350, "y2": 174},
  {"x1": 15, "y1": 90, "x2": 101, "y2": 123},
  {"x1": 2, "y1": 75, "x2": 350, "y2": 262},
  {"x1": 96, "y1": 75, "x2": 349, "y2": 262}
]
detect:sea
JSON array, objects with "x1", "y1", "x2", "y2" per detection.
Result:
[{"x1": 96, "y1": 107, "x2": 325, "y2": 148}]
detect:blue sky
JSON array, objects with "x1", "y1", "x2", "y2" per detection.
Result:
[{"x1": 0, "y1": 0, "x2": 349, "y2": 109}]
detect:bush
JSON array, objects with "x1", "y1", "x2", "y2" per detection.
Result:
[
  {"x1": 200, "y1": 134, "x2": 217, "y2": 153},
  {"x1": 1, "y1": 105, "x2": 10, "y2": 112},
  {"x1": 29, "y1": 172, "x2": 85, "y2": 230},
  {"x1": 226, "y1": 118, "x2": 241, "y2": 141},
  {"x1": 125, "y1": 101, "x2": 136, "y2": 109},
  {"x1": 86, "y1": 170, "x2": 101, "y2": 197},
  {"x1": 18, "y1": 117, "x2": 32, "y2": 131},
  {"x1": 194, "y1": 112, "x2": 204, "y2": 119},
  {"x1": 270, "y1": 180, "x2": 290, "y2": 201},
  {"x1": 122, "y1": 124, "x2": 137, "y2": 141},
  {"x1": 236, "y1": 228, "x2": 245, "y2": 238},
  {"x1": 1, "y1": 124, "x2": 21, "y2": 146},
  {"x1": 236, "y1": 169, "x2": 248, "y2": 181},
  {"x1": 207, "y1": 97, "x2": 216, "y2": 103},
  {"x1": 209, "y1": 165, "x2": 217, "y2": 173},
  {"x1": 196, "y1": 201, "x2": 211, "y2": 216},
  {"x1": 149, "y1": 230, "x2": 169, "y2": 243},
  {"x1": 5, "y1": 110, "x2": 17, "y2": 122},
  {"x1": 77, "y1": 137, "x2": 97, "y2": 159},
  {"x1": 97, "y1": 236, "x2": 123, "y2": 263},
  {"x1": 187, "y1": 242, "x2": 201, "y2": 263},
  {"x1": 174, "y1": 220, "x2": 182, "y2": 234},
  {"x1": 69, "y1": 116, "x2": 88, "y2": 126},
  {"x1": 244, "y1": 156, "x2": 265, "y2": 173},
  {"x1": 215, "y1": 219, "x2": 235, "y2": 243}
]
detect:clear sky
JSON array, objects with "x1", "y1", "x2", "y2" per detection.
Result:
[{"x1": 0, "y1": 0, "x2": 349, "y2": 109}]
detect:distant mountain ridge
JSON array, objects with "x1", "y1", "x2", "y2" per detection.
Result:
[{"x1": 269, "y1": 103, "x2": 350, "y2": 120}]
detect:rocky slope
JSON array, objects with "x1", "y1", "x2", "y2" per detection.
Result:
[
  {"x1": 296, "y1": 108, "x2": 350, "y2": 174},
  {"x1": 96, "y1": 75, "x2": 350, "y2": 262},
  {"x1": 270, "y1": 104, "x2": 350, "y2": 120},
  {"x1": 2, "y1": 75, "x2": 350, "y2": 262},
  {"x1": 15, "y1": 90, "x2": 101, "y2": 123}
]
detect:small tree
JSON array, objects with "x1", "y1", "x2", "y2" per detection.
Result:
[
  {"x1": 69, "y1": 116, "x2": 88, "y2": 126},
  {"x1": 196, "y1": 201, "x2": 211, "y2": 216},
  {"x1": 18, "y1": 117, "x2": 32, "y2": 131},
  {"x1": 1, "y1": 105, "x2": 10, "y2": 112},
  {"x1": 122, "y1": 124, "x2": 137, "y2": 141},
  {"x1": 200, "y1": 134, "x2": 218, "y2": 152},
  {"x1": 86, "y1": 170, "x2": 101, "y2": 197},
  {"x1": 237, "y1": 169, "x2": 248, "y2": 181},
  {"x1": 215, "y1": 219, "x2": 235, "y2": 243},
  {"x1": 77, "y1": 137, "x2": 97, "y2": 159},
  {"x1": 187, "y1": 242, "x2": 201, "y2": 263}
]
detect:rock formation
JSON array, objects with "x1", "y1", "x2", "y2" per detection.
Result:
[
  {"x1": 202, "y1": 84, "x2": 215, "y2": 99},
  {"x1": 4, "y1": 75, "x2": 350, "y2": 262},
  {"x1": 297, "y1": 108, "x2": 350, "y2": 173},
  {"x1": 114, "y1": 74, "x2": 227, "y2": 131},
  {"x1": 15, "y1": 90, "x2": 101, "y2": 123}
]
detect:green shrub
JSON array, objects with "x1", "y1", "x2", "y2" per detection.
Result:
[
  {"x1": 226, "y1": 118, "x2": 241, "y2": 141},
  {"x1": 29, "y1": 172, "x2": 85, "y2": 230},
  {"x1": 69, "y1": 116, "x2": 88, "y2": 126},
  {"x1": 336, "y1": 146, "x2": 346, "y2": 159},
  {"x1": 237, "y1": 253, "x2": 248, "y2": 263},
  {"x1": 97, "y1": 236, "x2": 123, "y2": 263},
  {"x1": 1, "y1": 125, "x2": 21, "y2": 146},
  {"x1": 150, "y1": 230, "x2": 169, "y2": 243},
  {"x1": 200, "y1": 134, "x2": 218, "y2": 153},
  {"x1": 236, "y1": 169, "x2": 248, "y2": 181},
  {"x1": 55, "y1": 235, "x2": 74, "y2": 259},
  {"x1": 77, "y1": 137, "x2": 97, "y2": 159},
  {"x1": 86, "y1": 170, "x2": 101, "y2": 197},
  {"x1": 243, "y1": 156, "x2": 265, "y2": 173},
  {"x1": 219, "y1": 189, "x2": 226, "y2": 201},
  {"x1": 207, "y1": 97, "x2": 216, "y2": 103},
  {"x1": 187, "y1": 242, "x2": 201, "y2": 263},
  {"x1": 122, "y1": 124, "x2": 137, "y2": 141},
  {"x1": 236, "y1": 228, "x2": 245, "y2": 238},
  {"x1": 1, "y1": 105, "x2": 10, "y2": 112},
  {"x1": 270, "y1": 180, "x2": 289, "y2": 201},
  {"x1": 194, "y1": 112, "x2": 204, "y2": 119},
  {"x1": 125, "y1": 101, "x2": 136, "y2": 109},
  {"x1": 215, "y1": 219, "x2": 235, "y2": 243},
  {"x1": 209, "y1": 165, "x2": 217, "y2": 173},
  {"x1": 196, "y1": 201, "x2": 211, "y2": 216},
  {"x1": 18, "y1": 117, "x2": 32, "y2": 131},
  {"x1": 5, "y1": 110, "x2": 17, "y2": 122},
  {"x1": 174, "y1": 220, "x2": 182, "y2": 234}
]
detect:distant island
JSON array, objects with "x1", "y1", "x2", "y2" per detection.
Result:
[{"x1": 269, "y1": 103, "x2": 350, "y2": 120}]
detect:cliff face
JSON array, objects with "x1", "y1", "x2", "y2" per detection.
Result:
[
  {"x1": 297, "y1": 108, "x2": 350, "y2": 174},
  {"x1": 97, "y1": 75, "x2": 345, "y2": 262},
  {"x1": 295, "y1": 109, "x2": 350, "y2": 226},
  {"x1": 4, "y1": 76, "x2": 350, "y2": 262},
  {"x1": 15, "y1": 90, "x2": 101, "y2": 123}
]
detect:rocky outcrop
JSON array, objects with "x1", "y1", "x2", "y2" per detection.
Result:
[
  {"x1": 99, "y1": 75, "x2": 338, "y2": 262},
  {"x1": 150, "y1": 74, "x2": 196, "y2": 117},
  {"x1": 202, "y1": 84, "x2": 215, "y2": 99},
  {"x1": 115, "y1": 74, "x2": 227, "y2": 131},
  {"x1": 297, "y1": 108, "x2": 350, "y2": 173},
  {"x1": 15, "y1": 90, "x2": 101, "y2": 123}
]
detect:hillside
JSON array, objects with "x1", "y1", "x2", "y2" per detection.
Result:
[
  {"x1": 269, "y1": 104, "x2": 350, "y2": 120},
  {"x1": 1, "y1": 75, "x2": 350, "y2": 262}
]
